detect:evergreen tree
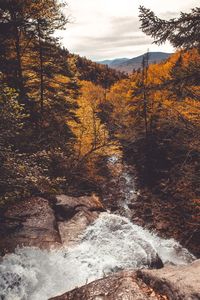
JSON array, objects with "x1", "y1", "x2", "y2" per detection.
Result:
[
  {"x1": 139, "y1": 6, "x2": 200, "y2": 49},
  {"x1": 27, "y1": 0, "x2": 68, "y2": 115},
  {"x1": 0, "y1": 0, "x2": 28, "y2": 100}
]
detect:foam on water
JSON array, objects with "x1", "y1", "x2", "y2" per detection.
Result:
[{"x1": 0, "y1": 212, "x2": 195, "y2": 300}]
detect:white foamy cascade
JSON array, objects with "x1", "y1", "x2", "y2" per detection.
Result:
[
  {"x1": 107, "y1": 155, "x2": 138, "y2": 217},
  {"x1": 0, "y1": 212, "x2": 195, "y2": 300}
]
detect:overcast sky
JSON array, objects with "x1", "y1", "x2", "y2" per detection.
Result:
[{"x1": 57, "y1": 0, "x2": 199, "y2": 61}]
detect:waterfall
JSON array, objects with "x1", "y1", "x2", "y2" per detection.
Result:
[{"x1": 0, "y1": 212, "x2": 194, "y2": 300}]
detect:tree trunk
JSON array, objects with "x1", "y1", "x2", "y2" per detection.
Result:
[
  {"x1": 10, "y1": 8, "x2": 25, "y2": 102},
  {"x1": 37, "y1": 21, "x2": 44, "y2": 116},
  {"x1": 142, "y1": 54, "x2": 149, "y2": 138}
]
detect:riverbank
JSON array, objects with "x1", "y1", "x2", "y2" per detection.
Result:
[{"x1": 121, "y1": 135, "x2": 200, "y2": 258}]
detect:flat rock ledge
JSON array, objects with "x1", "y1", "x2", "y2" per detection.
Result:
[{"x1": 50, "y1": 260, "x2": 200, "y2": 300}]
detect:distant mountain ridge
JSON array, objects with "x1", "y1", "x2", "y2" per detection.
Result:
[
  {"x1": 100, "y1": 58, "x2": 129, "y2": 66},
  {"x1": 97, "y1": 52, "x2": 172, "y2": 73}
]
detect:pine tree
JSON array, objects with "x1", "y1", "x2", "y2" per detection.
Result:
[
  {"x1": 0, "y1": 0, "x2": 28, "y2": 100},
  {"x1": 27, "y1": 0, "x2": 68, "y2": 116},
  {"x1": 139, "y1": 6, "x2": 200, "y2": 49}
]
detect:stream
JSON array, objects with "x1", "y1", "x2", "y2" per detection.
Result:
[{"x1": 0, "y1": 156, "x2": 195, "y2": 300}]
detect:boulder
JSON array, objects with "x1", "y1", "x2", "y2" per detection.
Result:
[
  {"x1": 58, "y1": 209, "x2": 100, "y2": 246},
  {"x1": 138, "y1": 259, "x2": 200, "y2": 300},
  {"x1": 50, "y1": 260, "x2": 200, "y2": 300},
  {"x1": 49, "y1": 270, "x2": 159, "y2": 300},
  {"x1": 55, "y1": 194, "x2": 105, "y2": 220},
  {"x1": 0, "y1": 197, "x2": 61, "y2": 255},
  {"x1": 0, "y1": 194, "x2": 106, "y2": 253},
  {"x1": 55, "y1": 194, "x2": 106, "y2": 246}
]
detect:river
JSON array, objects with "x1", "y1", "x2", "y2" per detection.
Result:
[{"x1": 0, "y1": 156, "x2": 195, "y2": 300}]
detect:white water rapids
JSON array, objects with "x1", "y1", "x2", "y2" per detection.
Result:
[{"x1": 0, "y1": 212, "x2": 195, "y2": 300}]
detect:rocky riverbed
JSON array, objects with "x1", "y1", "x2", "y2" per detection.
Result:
[{"x1": 0, "y1": 192, "x2": 199, "y2": 300}]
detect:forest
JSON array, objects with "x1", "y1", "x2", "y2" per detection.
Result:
[
  {"x1": 0, "y1": 1, "x2": 199, "y2": 253},
  {"x1": 0, "y1": 1, "x2": 200, "y2": 299}
]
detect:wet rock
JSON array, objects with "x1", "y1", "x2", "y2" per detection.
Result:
[
  {"x1": 55, "y1": 194, "x2": 106, "y2": 246},
  {"x1": 138, "y1": 259, "x2": 200, "y2": 300},
  {"x1": 58, "y1": 210, "x2": 100, "y2": 246},
  {"x1": 55, "y1": 194, "x2": 105, "y2": 220},
  {"x1": 49, "y1": 271, "x2": 154, "y2": 300},
  {"x1": 0, "y1": 197, "x2": 61, "y2": 255},
  {"x1": 150, "y1": 254, "x2": 164, "y2": 269}
]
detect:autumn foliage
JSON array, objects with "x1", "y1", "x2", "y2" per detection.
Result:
[{"x1": 0, "y1": 1, "x2": 199, "y2": 257}]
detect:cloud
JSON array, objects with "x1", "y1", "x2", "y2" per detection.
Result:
[
  {"x1": 68, "y1": 16, "x2": 153, "y2": 59},
  {"x1": 73, "y1": 35, "x2": 152, "y2": 53},
  {"x1": 161, "y1": 11, "x2": 181, "y2": 18},
  {"x1": 58, "y1": 0, "x2": 199, "y2": 60},
  {"x1": 110, "y1": 16, "x2": 140, "y2": 33}
]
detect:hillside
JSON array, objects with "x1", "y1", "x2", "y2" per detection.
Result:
[
  {"x1": 98, "y1": 52, "x2": 172, "y2": 73},
  {"x1": 69, "y1": 53, "x2": 127, "y2": 88}
]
